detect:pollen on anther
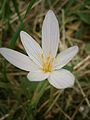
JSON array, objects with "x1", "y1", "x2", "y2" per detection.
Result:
[{"x1": 41, "y1": 54, "x2": 54, "y2": 73}]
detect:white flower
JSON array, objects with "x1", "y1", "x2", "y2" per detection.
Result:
[{"x1": 0, "y1": 10, "x2": 79, "y2": 89}]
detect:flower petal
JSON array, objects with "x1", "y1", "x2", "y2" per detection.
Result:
[
  {"x1": 54, "y1": 46, "x2": 79, "y2": 69},
  {"x1": 42, "y1": 10, "x2": 60, "y2": 58},
  {"x1": 48, "y1": 69, "x2": 75, "y2": 89},
  {"x1": 27, "y1": 70, "x2": 50, "y2": 81},
  {"x1": 20, "y1": 31, "x2": 43, "y2": 66},
  {"x1": 0, "y1": 48, "x2": 39, "y2": 71}
]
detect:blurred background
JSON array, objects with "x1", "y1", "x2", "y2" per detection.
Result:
[{"x1": 0, "y1": 0, "x2": 90, "y2": 120}]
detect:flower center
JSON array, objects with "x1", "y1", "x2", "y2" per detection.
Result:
[{"x1": 41, "y1": 54, "x2": 54, "y2": 73}]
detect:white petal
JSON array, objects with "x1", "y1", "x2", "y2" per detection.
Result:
[
  {"x1": 20, "y1": 31, "x2": 43, "y2": 66},
  {"x1": 0, "y1": 48, "x2": 39, "y2": 71},
  {"x1": 54, "y1": 46, "x2": 79, "y2": 69},
  {"x1": 48, "y1": 69, "x2": 75, "y2": 89},
  {"x1": 27, "y1": 70, "x2": 50, "y2": 81},
  {"x1": 42, "y1": 10, "x2": 60, "y2": 58}
]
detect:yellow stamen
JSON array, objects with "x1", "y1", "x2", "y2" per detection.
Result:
[{"x1": 41, "y1": 54, "x2": 54, "y2": 73}]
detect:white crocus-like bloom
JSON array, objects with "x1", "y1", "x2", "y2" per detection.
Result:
[{"x1": 0, "y1": 10, "x2": 79, "y2": 89}]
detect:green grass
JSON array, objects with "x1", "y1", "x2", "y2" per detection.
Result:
[{"x1": 0, "y1": 0, "x2": 90, "y2": 120}]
